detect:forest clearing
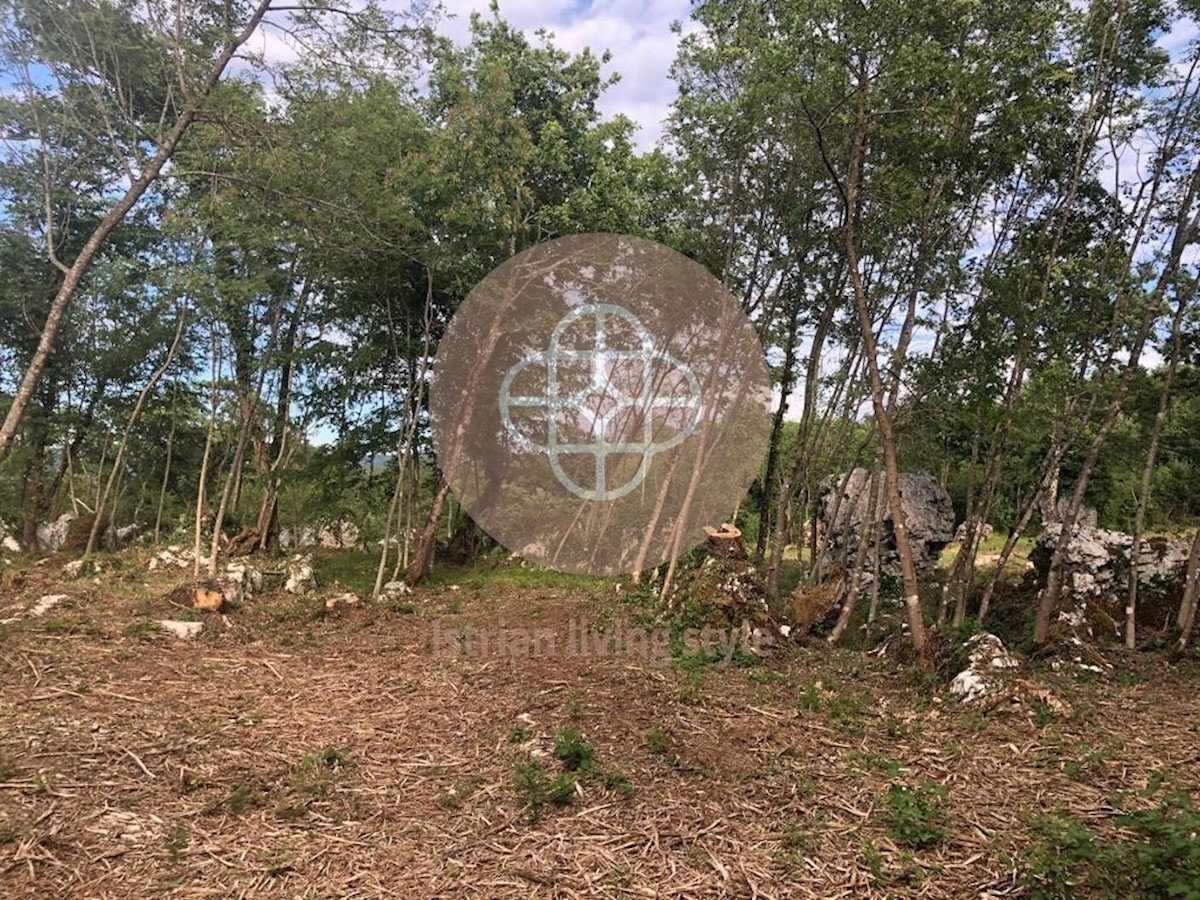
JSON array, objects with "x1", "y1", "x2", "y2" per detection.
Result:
[{"x1": 0, "y1": 544, "x2": 1198, "y2": 898}]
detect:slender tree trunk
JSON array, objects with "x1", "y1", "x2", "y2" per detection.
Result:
[
  {"x1": 828, "y1": 463, "x2": 882, "y2": 644},
  {"x1": 1125, "y1": 289, "x2": 1189, "y2": 649},
  {"x1": 1175, "y1": 528, "x2": 1200, "y2": 651},
  {"x1": 840, "y1": 94, "x2": 932, "y2": 669},
  {"x1": 208, "y1": 402, "x2": 253, "y2": 575},
  {"x1": 755, "y1": 297, "x2": 802, "y2": 562},
  {"x1": 154, "y1": 391, "x2": 177, "y2": 545},
  {"x1": 85, "y1": 308, "x2": 186, "y2": 557},
  {"x1": 193, "y1": 329, "x2": 220, "y2": 579}
]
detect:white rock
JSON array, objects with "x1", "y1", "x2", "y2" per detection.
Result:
[
  {"x1": 285, "y1": 520, "x2": 361, "y2": 549},
  {"x1": 30, "y1": 594, "x2": 67, "y2": 617},
  {"x1": 285, "y1": 555, "x2": 316, "y2": 595},
  {"x1": 62, "y1": 559, "x2": 85, "y2": 578},
  {"x1": 0, "y1": 519, "x2": 18, "y2": 553},
  {"x1": 37, "y1": 513, "x2": 76, "y2": 552},
  {"x1": 382, "y1": 580, "x2": 411, "y2": 597},
  {"x1": 149, "y1": 545, "x2": 192, "y2": 570},
  {"x1": 949, "y1": 632, "x2": 1020, "y2": 702},
  {"x1": 221, "y1": 562, "x2": 262, "y2": 602},
  {"x1": 158, "y1": 620, "x2": 202, "y2": 639},
  {"x1": 950, "y1": 668, "x2": 990, "y2": 702}
]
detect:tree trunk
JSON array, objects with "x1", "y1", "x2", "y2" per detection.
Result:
[
  {"x1": 193, "y1": 328, "x2": 220, "y2": 579},
  {"x1": 840, "y1": 95, "x2": 931, "y2": 669},
  {"x1": 1175, "y1": 528, "x2": 1200, "y2": 651},
  {"x1": 1126, "y1": 289, "x2": 1189, "y2": 649},
  {"x1": 85, "y1": 307, "x2": 186, "y2": 557}
]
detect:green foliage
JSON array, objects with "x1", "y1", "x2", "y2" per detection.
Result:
[
  {"x1": 644, "y1": 725, "x2": 674, "y2": 761},
  {"x1": 1020, "y1": 792, "x2": 1200, "y2": 899},
  {"x1": 879, "y1": 781, "x2": 950, "y2": 849},
  {"x1": 507, "y1": 725, "x2": 531, "y2": 744},
  {"x1": 512, "y1": 726, "x2": 633, "y2": 819},
  {"x1": 933, "y1": 619, "x2": 983, "y2": 681},
  {"x1": 552, "y1": 726, "x2": 596, "y2": 773},
  {"x1": 511, "y1": 753, "x2": 576, "y2": 820}
]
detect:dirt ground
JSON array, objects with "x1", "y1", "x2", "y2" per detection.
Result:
[{"x1": 0, "y1": 552, "x2": 1197, "y2": 898}]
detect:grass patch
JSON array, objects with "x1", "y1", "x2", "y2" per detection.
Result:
[
  {"x1": 435, "y1": 777, "x2": 483, "y2": 810},
  {"x1": 644, "y1": 724, "x2": 681, "y2": 767},
  {"x1": 203, "y1": 782, "x2": 269, "y2": 817},
  {"x1": 507, "y1": 725, "x2": 531, "y2": 744},
  {"x1": 552, "y1": 725, "x2": 596, "y2": 772},
  {"x1": 512, "y1": 726, "x2": 633, "y2": 819},
  {"x1": 308, "y1": 550, "x2": 377, "y2": 598},
  {"x1": 0, "y1": 750, "x2": 23, "y2": 781},
  {"x1": 123, "y1": 617, "x2": 161, "y2": 641},
  {"x1": 163, "y1": 822, "x2": 189, "y2": 861}
]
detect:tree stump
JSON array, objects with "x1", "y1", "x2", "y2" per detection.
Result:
[
  {"x1": 703, "y1": 523, "x2": 746, "y2": 561},
  {"x1": 226, "y1": 527, "x2": 261, "y2": 557}
]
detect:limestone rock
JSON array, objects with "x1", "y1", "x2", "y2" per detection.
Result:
[
  {"x1": 285, "y1": 555, "x2": 317, "y2": 595},
  {"x1": 0, "y1": 521, "x2": 20, "y2": 554},
  {"x1": 949, "y1": 632, "x2": 1020, "y2": 702},
  {"x1": 159, "y1": 620, "x2": 202, "y2": 639},
  {"x1": 37, "y1": 513, "x2": 76, "y2": 552},
  {"x1": 30, "y1": 594, "x2": 67, "y2": 617},
  {"x1": 381, "y1": 580, "x2": 412, "y2": 600},
  {"x1": 148, "y1": 545, "x2": 193, "y2": 571},
  {"x1": 220, "y1": 561, "x2": 262, "y2": 603},
  {"x1": 113, "y1": 523, "x2": 142, "y2": 546},
  {"x1": 955, "y1": 521, "x2": 994, "y2": 544},
  {"x1": 280, "y1": 520, "x2": 360, "y2": 550},
  {"x1": 819, "y1": 469, "x2": 954, "y2": 577},
  {"x1": 1032, "y1": 523, "x2": 1190, "y2": 639}
]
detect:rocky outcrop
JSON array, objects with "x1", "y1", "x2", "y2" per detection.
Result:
[
  {"x1": 1031, "y1": 524, "x2": 1190, "y2": 639},
  {"x1": 280, "y1": 520, "x2": 361, "y2": 550},
  {"x1": 37, "y1": 512, "x2": 77, "y2": 551},
  {"x1": 948, "y1": 632, "x2": 1020, "y2": 701},
  {"x1": 818, "y1": 469, "x2": 955, "y2": 577},
  {"x1": 954, "y1": 521, "x2": 993, "y2": 544},
  {"x1": 285, "y1": 555, "x2": 317, "y2": 595}
]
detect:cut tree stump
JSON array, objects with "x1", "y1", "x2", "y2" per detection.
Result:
[
  {"x1": 226, "y1": 527, "x2": 261, "y2": 557},
  {"x1": 164, "y1": 582, "x2": 227, "y2": 613},
  {"x1": 703, "y1": 523, "x2": 746, "y2": 560}
]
